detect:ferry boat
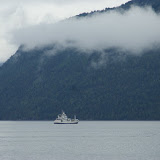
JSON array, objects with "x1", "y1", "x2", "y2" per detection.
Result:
[{"x1": 54, "y1": 111, "x2": 79, "y2": 124}]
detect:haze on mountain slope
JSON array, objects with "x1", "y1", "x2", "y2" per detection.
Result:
[
  {"x1": 0, "y1": 0, "x2": 129, "y2": 62},
  {"x1": 12, "y1": 6, "x2": 160, "y2": 56},
  {"x1": 0, "y1": 0, "x2": 160, "y2": 120}
]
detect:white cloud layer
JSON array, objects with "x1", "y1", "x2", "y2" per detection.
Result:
[
  {"x1": 13, "y1": 7, "x2": 160, "y2": 55},
  {"x1": 0, "y1": 0, "x2": 129, "y2": 62}
]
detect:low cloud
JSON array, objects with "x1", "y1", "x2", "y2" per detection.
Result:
[
  {"x1": 0, "y1": 0, "x2": 130, "y2": 62},
  {"x1": 12, "y1": 6, "x2": 160, "y2": 56}
]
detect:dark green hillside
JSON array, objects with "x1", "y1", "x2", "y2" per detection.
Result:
[
  {"x1": 121, "y1": 0, "x2": 160, "y2": 12},
  {"x1": 0, "y1": 46, "x2": 160, "y2": 120},
  {"x1": 77, "y1": 0, "x2": 160, "y2": 17},
  {"x1": 0, "y1": 0, "x2": 160, "y2": 120}
]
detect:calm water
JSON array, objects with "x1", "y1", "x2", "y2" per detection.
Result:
[{"x1": 0, "y1": 121, "x2": 160, "y2": 160}]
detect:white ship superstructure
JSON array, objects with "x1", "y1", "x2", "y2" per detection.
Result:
[{"x1": 54, "y1": 111, "x2": 79, "y2": 124}]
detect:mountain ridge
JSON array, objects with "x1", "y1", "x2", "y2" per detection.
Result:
[
  {"x1": 77, "y1": 0, "x2": 160, "y2": 17},
  {"x1": 0, "y1": 0, "x2": 160, "y2": 120}
]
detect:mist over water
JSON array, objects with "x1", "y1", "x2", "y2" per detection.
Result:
[{"x1": 0, "y1": 121, "x2": 160, "y2": 160}]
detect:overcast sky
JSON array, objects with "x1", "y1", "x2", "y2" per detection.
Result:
[{"x1": 0, "y1": 0, "x2": 130, "y2": 62}]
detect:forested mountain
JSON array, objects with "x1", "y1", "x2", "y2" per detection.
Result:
[
  {"x1": 77, "y1": 0, "x2": 160, "y2": 17},
  {"x1": 0, "y1": 0, "x2": 160, "y2": 120}
]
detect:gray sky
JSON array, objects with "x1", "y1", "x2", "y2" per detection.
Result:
[{"x1": 0, "y1": 0, "x2": 129, "y2": 62}]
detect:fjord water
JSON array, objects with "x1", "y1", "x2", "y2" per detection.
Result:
[{"x1": 0, "y1": 121, "x2": 160, "y2": 160}]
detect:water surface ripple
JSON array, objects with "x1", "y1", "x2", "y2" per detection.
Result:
[{"x1": 0, "y1": 121, "x2": 160, "y2": 160}]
